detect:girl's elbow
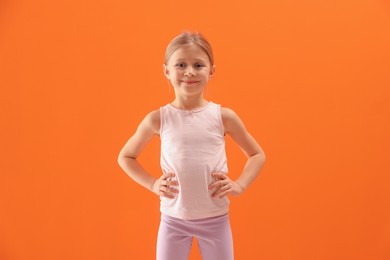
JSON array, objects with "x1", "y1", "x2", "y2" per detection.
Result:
[
  {"x1": 261, "y1": 152, "x2": 266, "y2": 162},
  {"x1": 117, "y1": 153, "x2": 136, "y2": 164},
  {"x1": 117, "y1": 153, "x2": 130, "y2": 165},
  {"x1": 256, "y1": 151, "x2": 266, "y2": 162},
  {"x1": 117, "y1": 154, "x2": 125, "y2": 166}
]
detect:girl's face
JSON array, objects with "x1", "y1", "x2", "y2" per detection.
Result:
[{"x1": 163, "y1": 44, "x2": 215, "y2": 97}]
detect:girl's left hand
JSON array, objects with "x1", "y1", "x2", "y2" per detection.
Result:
[{"x1": 208, "y1": 172, "x2": 244, "y2": 198}]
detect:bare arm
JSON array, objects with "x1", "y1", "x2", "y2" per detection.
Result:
[
  {"x1": 117, "y1": 110, "x2": 179, "y2": 198},
  {"x1": 117, "y1": 110, "x2": 160, "y2": 192},
  {"x1": 223, "y1": 107, "x2": 266, "y2": 190},
  {"x1": 209, "y1": 107, "x2": 266, "y2": 197}
]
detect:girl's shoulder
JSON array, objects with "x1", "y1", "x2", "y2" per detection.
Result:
[
  {"x1": 142, "y1": 109, "x2": 160, "y2": 135},
  {"x1": 220, "y1": 106, "x2": 238, "y2": 122},
  {"x1": 220, "y1": 106, "x2": 243, "y2": 135}
]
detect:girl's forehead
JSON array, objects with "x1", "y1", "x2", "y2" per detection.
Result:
[{"x1": 171, "y1": 45, "x2": 208, "y2": 60}]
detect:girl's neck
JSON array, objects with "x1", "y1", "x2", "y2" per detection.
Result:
[{"x1": 170, "y1": 96, "x2": 209, "y2": 111}]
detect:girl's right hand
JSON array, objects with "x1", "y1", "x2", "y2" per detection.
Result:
[{"x1": 151, "y1": 172, "x2": 179, "y2": 199}]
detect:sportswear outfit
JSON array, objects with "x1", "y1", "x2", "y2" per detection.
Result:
[{"x1": 157, "y1": 101, "x2": 234, "y2": 260}]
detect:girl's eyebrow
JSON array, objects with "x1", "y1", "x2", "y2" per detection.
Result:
[{"x1": 175, "y1": 58, "x2": 207, "y2": 63}]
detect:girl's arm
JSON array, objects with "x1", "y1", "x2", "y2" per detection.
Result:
[
  {"x1": 117, "y1": 110, "x2": 178, "y2": 198},
  {"x1": 209, "y1": 107, "x2": 266, "y2": 198}
]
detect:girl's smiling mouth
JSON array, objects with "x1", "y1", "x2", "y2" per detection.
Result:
[{"x1": 183, "y1": 80, "x2": 199, "y2": 83}]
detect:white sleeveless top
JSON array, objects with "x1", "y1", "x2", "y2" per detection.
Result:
[{"x1": 159, "y1": 101, "x2": 230, "y2": 220}]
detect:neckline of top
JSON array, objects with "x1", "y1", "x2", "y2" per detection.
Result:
[{"x1": 168, "y1": 101, "x2": 213, "y2": 113}]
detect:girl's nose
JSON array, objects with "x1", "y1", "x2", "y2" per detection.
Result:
[{"x1": 184, "y1": 67, "x2": 195, "y2": 76}]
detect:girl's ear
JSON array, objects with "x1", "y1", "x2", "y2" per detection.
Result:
[
  {"x1": 162, "y1": 64, "x2": 170, "y2": 79},
  {"x1": 209, "y1": 64, "x2": 216, "y2": 78}
]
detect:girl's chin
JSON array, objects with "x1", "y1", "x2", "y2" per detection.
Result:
[
  {"x1": 182, "y1": 83, "x2": 199, "y2": 87},
  {"x1": 174, "y1": 87, "x2": 205, "y2": 95},
  {"x1": 172, "y1": 83, "x2": 206, "y2": 89}
]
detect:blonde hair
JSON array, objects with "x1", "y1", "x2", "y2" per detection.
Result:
[{"x1": 164, "y1": 31, "x2": 214, "y2": 66}]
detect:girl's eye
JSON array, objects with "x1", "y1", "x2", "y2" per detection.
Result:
[{"x1": 175, "y1": 63, "x2": 205, "y2": 68}]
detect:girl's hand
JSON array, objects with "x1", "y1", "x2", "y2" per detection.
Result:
[
  {"x1": 208, "y1": 172, "x2": 244, "y2": 199},
  {"x1": 152, "y1": 172, "x2": 179, "y2": 199}
]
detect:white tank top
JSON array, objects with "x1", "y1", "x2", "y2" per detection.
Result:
[{"x1": 159, "y1": 101, "x2": 230, "y2": 220}]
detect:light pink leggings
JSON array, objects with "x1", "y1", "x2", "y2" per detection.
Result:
[{"x1": 156, "y1": 213, "x2": 234, "y2": 260}]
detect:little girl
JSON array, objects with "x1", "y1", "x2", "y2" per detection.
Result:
[{"x1": 118, "y1": 31, "x2": 266, "y2": 260}]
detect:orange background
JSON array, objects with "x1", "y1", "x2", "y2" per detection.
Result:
[{"x1": 1, "y1": 0, "x2": 389, "y2": 259}]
